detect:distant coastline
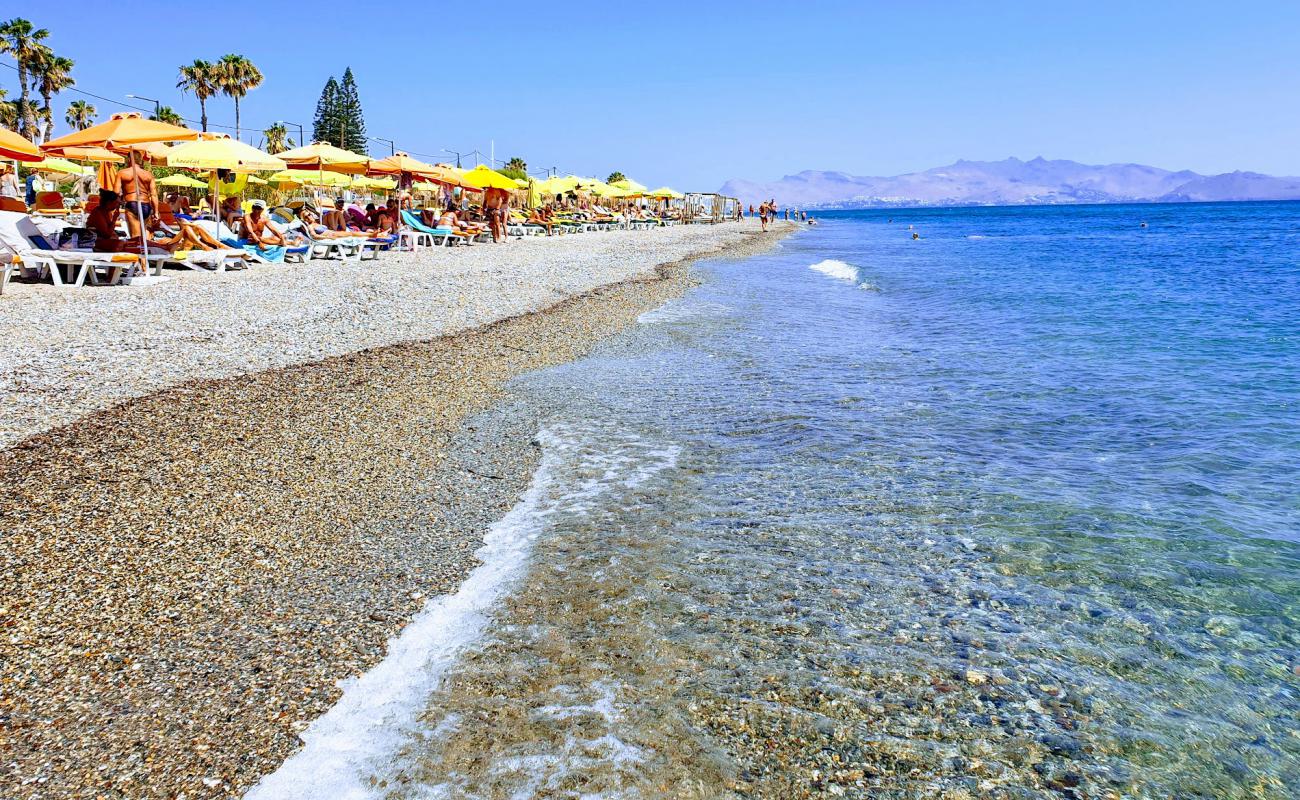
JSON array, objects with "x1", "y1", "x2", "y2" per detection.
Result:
[
  {"x1": 720, "y1": 156, "x2": 1300, "y2": 209},
  {"x1": 790, "y1": 197, "x2": 1300, "y2": 212}
]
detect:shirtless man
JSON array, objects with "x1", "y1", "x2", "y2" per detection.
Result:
[
  {"x1": 240, "y1": 199, "x2": 287, "y2": 261},
  {"x1": 483, "y1": 186, "x2": 510, "y2": 243},
  {"x1": 114, "y1": 149, "x2": 159, "y2": 241}
]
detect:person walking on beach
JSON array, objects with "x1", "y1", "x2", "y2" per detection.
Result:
[{"x1": 484, "y1": 186, "x2": 510, "y2": 243}]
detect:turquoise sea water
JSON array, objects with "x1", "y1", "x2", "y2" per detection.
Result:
[{"x1": 333, "y1": 204, "x2": 1300, "y2": 799}]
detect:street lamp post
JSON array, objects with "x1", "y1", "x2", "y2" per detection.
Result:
[
  {"x1": 278, "y1": 120, "x2": 305, "y2": 149},
  {"x1": 370, "y1": 137, "x2": 395, "y2": 156},
  {"x1": 126, "y1": 93, "x2": 161, "y2": 120},
  {"x1": 441, "y1": 148, "x2": 463, "y2": 168}
]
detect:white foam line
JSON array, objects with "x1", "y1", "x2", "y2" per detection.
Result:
[
  {"x1": 244, "y1": 432, "x2": 562, "y2": 800},
  {"x1": 808, "y1": 259, "x2": 860, "y2": 283}
]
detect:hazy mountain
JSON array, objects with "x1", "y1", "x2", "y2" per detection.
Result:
[{"x1": 719, "y1": 157, "x2": 1300, "y2": 208}]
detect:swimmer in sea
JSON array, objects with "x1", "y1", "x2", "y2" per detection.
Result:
[{"x1": 912, "y1": 232, "x2": 920, "y2": 240}]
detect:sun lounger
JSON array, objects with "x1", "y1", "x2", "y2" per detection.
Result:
[
  {"x1": 32, "y1": 192, "x2": 70, "y2": 217},
  {"x1": 400, "y1": 211, "x2": 463, "y2": 247},
  {"x1": 0, "y1": 211, "x2": 143, "y2": 289}
]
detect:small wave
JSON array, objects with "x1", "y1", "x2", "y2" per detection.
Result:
[
  {"x1": 244, "y1": 425, "x2": 679, "y2": 800},
  {"x1": 638, "y1": 300, "x2": 735, "y2": 325},
  {"x1": 966, "y1": 234, "x2": 988, "y2": 240},
  {"x1": 809, "y1": 260, "x2": 879, "y2": 291}
]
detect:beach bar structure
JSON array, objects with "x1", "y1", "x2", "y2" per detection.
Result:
[{"x1": 684, "y1": 192, "x2": 739, "y2": 223}]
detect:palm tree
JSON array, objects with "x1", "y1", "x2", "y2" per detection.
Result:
[
  {"x1": 0, "y1": 87, "x2": 15, "y2": 129},
  {"x1": 216, "y1": 54, "x2": 263, "y2": 139},
  {"x1": 176, "y1": 59, "x2": 219, "y2": 132},
  {"x1": 150, "y1": 105, "x2": 184, "y2": 126},
  {"x1": 31, "y1": 46, "x2": 75, "y2": 141},
  {"x1": 607, "y1": 171, "x2": 627, "y2": 185},
  {"x1": 65, "y1": 98, "x2": 95, "y2": 130},
  {"x1": 0, "y1": 18, "x2": 50, "y2": 139},
  {"x1": 263, "y1": 122, "x2": 291, "y2": 154}
]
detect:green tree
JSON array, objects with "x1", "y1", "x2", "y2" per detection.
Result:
[
  {"x1": 607, "y1": 171, "x2": 627, "y2": 185},
  {"x1": 0, "y1": 18, "x2": 50, "y2": 139},
  {"x1": 216, "y1": 53, "x2": 262, "y2": 139},
  {"x1": 176, "y1": 59, "x2": 219, "y2": 132},
  {"x1": 263, "y1": 122, "x2": 292, "y2": 154},
  {"x1": 499, "y1": 157, "x2": 528, "y2": 181},
  {"x1": 150, "y1": 105, "x2": 184, "y2": 126},
  {"x1": 312, "y1": 76, "x2": 341, "y2": 147},
  {"x1": 0, "y1": 87, "x2": 16, "y2": 129},
  {"x1": 64, "y1": 98, "x2": 95, "y2": 130},
  {"x1": 337, "y1": 67, "x2": 367, "y2": 154},
  {"x1": 30, "y1": 46, "x2": 74, "y2": 141}
]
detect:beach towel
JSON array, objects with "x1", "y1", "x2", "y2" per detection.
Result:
[{"x1": 237, "y1": 239, "x2": 286, "y2": 263}]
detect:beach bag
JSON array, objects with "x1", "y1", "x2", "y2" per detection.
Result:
[{"x1": 58, "y1": 227, "x2": 97, "y2": 251}]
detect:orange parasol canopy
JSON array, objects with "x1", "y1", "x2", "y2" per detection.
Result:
[
  {"x1": 275, "y1": 141, "x2": 370, "y2": 174},
  {"x1": 39, "y1": 144, "x2": 124, "y2": 163},
  {"x1": 368, "y1": 151, "x2": 441, "y2": 179},
  {"x1": 44, "y1": 112, "x2": 199, "y2": 151},
  {"x1": 0, "y1": 125, "x2": 42, "y2": 162}
]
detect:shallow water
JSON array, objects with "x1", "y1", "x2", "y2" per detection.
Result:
[{"x1": 283, "y1": 204, "x2": 1300, "y2": 798}]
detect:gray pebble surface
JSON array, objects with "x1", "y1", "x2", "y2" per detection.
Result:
[{"x1": 0, "y1": 223, "x2": 795, "y2": 800}]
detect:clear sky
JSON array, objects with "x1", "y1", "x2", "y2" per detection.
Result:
[{"x1": 5, "y1": 0, "x2": 1299, "y2": 189}]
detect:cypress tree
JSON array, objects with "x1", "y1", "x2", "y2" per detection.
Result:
[
  {"x1": 312, "y1": 76, "x2": 341, "y2": 146},
  {"x1": 338, "y1": 67, "x2": 367, "y2": 154}
]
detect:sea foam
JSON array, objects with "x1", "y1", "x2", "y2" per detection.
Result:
[
  {"x1": 243, "y1": 425, "x2": 679, "y2": 800},
  {"x1": 809, "y1": 259, "x2": 877, "y2": 290}
]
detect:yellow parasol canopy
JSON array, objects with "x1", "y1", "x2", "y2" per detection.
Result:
[
  {"x1": 276, "y1": 141, "x2": 370, "y2": 174},
  {"x1": 647, "y1": 187, "x2": 684, "y2": 199},
  {"x1": 31, "y1": 157, "x2": 91, "y2": 175},
  {"x1": 612, "y1": 178, "x2": 648, "y2": 193},
  {"x1": 166, "y1": 135, "x2": 285, "y2": 172},
  {"x1": 245, "y1": 175, "x2": 268, "y2": 185},
  {"x1": 158, "y1": 173, "x2": 210, "y2": 188},
  {"x1": 0, "y1": 125, "x2": 42, "y2": 162},
  {"x1": 43, "y1": 112, "x2": 198, "y2": 151},
  {"x1": 461, "y1": 164, "x2": 518, "y2": 191}
]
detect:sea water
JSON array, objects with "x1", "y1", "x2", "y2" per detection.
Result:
[{"x1": 265, "y1": 203, "x2": 1300, "y2": 799}]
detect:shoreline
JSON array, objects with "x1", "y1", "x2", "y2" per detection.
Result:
[
  {"x1": 0, "y1": 222, "x2": 795, "y2": 799},
  {"x1": 0, "y1": 223, "x2": 785, "y2": 451}
]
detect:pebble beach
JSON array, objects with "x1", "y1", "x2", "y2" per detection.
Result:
[{"x1": 0, "y1": 222, "x2": 795, "y2": 799}]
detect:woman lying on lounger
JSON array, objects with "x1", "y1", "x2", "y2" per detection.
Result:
[{"x1": 298, "y1": 206, "x2": 371, "y2": 239}]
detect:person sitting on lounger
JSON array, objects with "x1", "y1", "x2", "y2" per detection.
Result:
[
  {"x1": 88, "y1": 190, "x2": 181, "y2": 254},
  {"x1": 298, "y1": 206, "x2": 364, "y2": 240},
  {"x1": 323, "y1": 198, "x2": 350, "y2": 232},
  {"x1": 527, "y1": 205, "x2": 557, "y2": 236},
  {"x1": 238, "y1": 199, "x2": 287, "y2": 262}
]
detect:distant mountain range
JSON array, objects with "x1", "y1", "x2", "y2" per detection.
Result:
[{"x1": 718, "y1": 157, "x2": 1300, "y2": 209}]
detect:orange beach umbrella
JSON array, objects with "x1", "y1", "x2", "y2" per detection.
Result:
[
  {"x1": 1, "y1": 126, "x2": 42, "y2": 162},
  {"x1": 44, "y1": 112, "x2": 199, "y2": 151}
]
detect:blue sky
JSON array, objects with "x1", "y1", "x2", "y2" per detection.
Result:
[{"x1": 5, "y1": 1, "x2": 1299, "y2": 189}]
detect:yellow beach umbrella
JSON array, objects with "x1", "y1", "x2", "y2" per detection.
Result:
[
  {"x1": 246, "y1": 175, "x2": 268, "y2": 185},
  {"x1": 158, "y1": 173, "x2": 210, "y2": 189},
  {"x1": 461, "y1": 164, "x2": 518, "y2": 191},
  {"x1": 612, "y1": 178, "x2": 647, "y2": 193},
  {"x1": 166, "y1": 135, "x2": 285, "y2": 173},
  {"x1": 31, "y1": 157, "x2": 90, "y2": 175},
  {"x1": 266, "y1": 170, "x2": 306, "y2": 188},
  {"x1": 0, "y1": 125, "x2": 42, "y2": 161},
  {"x1": 648, "y1": 187, "x2": 684, "y2": 199},
  {"x1": 276, "y1": 141, "x2": 370, "y2": 174}
]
